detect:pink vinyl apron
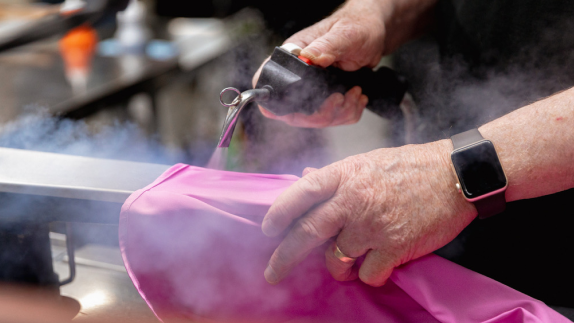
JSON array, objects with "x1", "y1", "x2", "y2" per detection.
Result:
[{"x1": 119, "y1": 164, "x2": 570, "y2": 323}]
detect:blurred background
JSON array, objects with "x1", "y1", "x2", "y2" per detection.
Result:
[{"x1": 0, "y1": 0, "x2": 398, "y2": 321}]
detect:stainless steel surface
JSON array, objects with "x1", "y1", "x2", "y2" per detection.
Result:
[
  {"x1": 52, "y1": 243, "x2": 159, "y2": 322},
  {"x1": 0, "y1": 147, "x2": 170, "y2": 203},
  {"x1": 216, "y1": 88, "x2": 269, "y2": 148}
]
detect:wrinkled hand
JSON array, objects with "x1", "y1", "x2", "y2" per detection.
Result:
[
  {"x1": 252, "y1": 0, "x2": 391, "y2": 128},
  {"x1": 262, "y1": 140, "x2": 477, "y2": 286}
]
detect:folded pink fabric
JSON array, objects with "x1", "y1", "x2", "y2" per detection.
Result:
[{"x1": 119, "y1": 164, "x2": 570, "y2": 323}]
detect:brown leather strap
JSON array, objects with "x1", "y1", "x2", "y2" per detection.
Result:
[
  {"x1": 451, "y1": 128, "x2": 483, "y2": 149},
  {"x1": 451, "y1": 128, "x2": 506, "y2": 219}
]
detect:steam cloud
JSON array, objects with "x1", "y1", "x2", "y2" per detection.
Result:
[{"x1": 0, "y1": 109, "x2": 186, "y2": 165}]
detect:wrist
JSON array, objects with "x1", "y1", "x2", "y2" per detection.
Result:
[
  {"x1": 477, "y1": 124, "x2": 518, "y2": 202},
  {"x1": 432, "y1": 139, "x2": 479, "y2": 220}
]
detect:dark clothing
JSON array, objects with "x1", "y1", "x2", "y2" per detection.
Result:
[
  {"x1": 437, "y1": 0, "x2": 574, "y2": 71},
  {"x1": 395, "y1": 0, "x2": 574, "y2": 308},
  {"x1": 156, "y1": 0, "x2": 344, "y2": 39}
]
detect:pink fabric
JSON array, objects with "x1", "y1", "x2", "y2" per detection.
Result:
[{"x1": 119, "y1": 164, "x2": 570, "y2": 323}]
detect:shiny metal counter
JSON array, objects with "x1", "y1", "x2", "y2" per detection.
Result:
[{"x1": 0, "y1": 147, "x2": 170, "y2": 223}]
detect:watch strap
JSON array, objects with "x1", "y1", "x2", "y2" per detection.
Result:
[
  {"x1": 473, "y1": 191, "x2": 506, "y2": 219},
  {"x1": 450, "y1": 128, "x2": 506, "y2": 219},
  {"x1": 451, "y1": 128, "x2": 483, "y2": 149}
]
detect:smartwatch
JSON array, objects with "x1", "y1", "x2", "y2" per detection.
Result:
[{"x1": 450, "y1": 129, "x2": 508, "y2": 219}]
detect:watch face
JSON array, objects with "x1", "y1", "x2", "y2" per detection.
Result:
[{"x1": 451, "y1": 140, "x2": 507, "y2": 199}]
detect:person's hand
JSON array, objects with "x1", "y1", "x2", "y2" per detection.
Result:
[
  {"x1": 261, "y1": 140, "x2": 477, "y2": 286},
  {"x1": 252, "y1": 0, "x2": 392, "y2": 128}
]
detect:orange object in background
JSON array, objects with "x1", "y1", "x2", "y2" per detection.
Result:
[
  {"x1": 60, "y1": 25, "x2": 98, "y2": 70},
  {"x1": 59, "y1": 25, "x2": 98, "y2": 92}
]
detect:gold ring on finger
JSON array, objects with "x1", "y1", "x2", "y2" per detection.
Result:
[{"x1": 334, "y1": 245, "x2": 357, "y2": 263}]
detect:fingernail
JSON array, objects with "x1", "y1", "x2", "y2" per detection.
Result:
[
  {"x1": 264, "y1": 265, "x2": 279, "y2": 284},
  {"x1": 301, "y1": 47, "x2": 321, "y2": 60},
  {"x1": 360, "y1": 95, "x2": 368, "y2": 107}
]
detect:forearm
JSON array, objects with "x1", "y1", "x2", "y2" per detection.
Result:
[{"x1": 477, "y1": 88, "x2": 574, "y2": 202}]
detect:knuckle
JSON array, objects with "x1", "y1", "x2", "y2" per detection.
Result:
[
  {"x1": 262, "y1": 213, "x2": 286, "y2": 234},
  {"x1": 339, "y1": 155, "x2": 364, "y2": 177},
  {"x1": 316, "y1": 37, "x2": 337, "y2": 52},
  {"x1": 274, "y1": 247, "x2": 292, "y2": 266},
  {"x1": 297, "y1": 219, "x2": 324, "y2": 241},
  {"x1": 300, "y1": 174, "x2": 325, "y2": 199},
  {"x1": 269, "y1": 251, "x2": 291, "y2": 276},
  {"x1": 269, "y1": 251, "x2": 283, "y2": 268},
  {"x1": 269, "y1": 198, "x2": 296, "y2": 222},
  {"x1": 335, "y1": 22, "x2": 361, "y2": 42}
]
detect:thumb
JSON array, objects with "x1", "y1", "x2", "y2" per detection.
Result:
[{"x1": 299, "y1": 24, "x2": 354, "y2": 68}]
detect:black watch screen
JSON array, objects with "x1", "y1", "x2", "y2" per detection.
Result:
[{"x1": 451, "y1": 140, "x2": 507, "y2": 199}]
